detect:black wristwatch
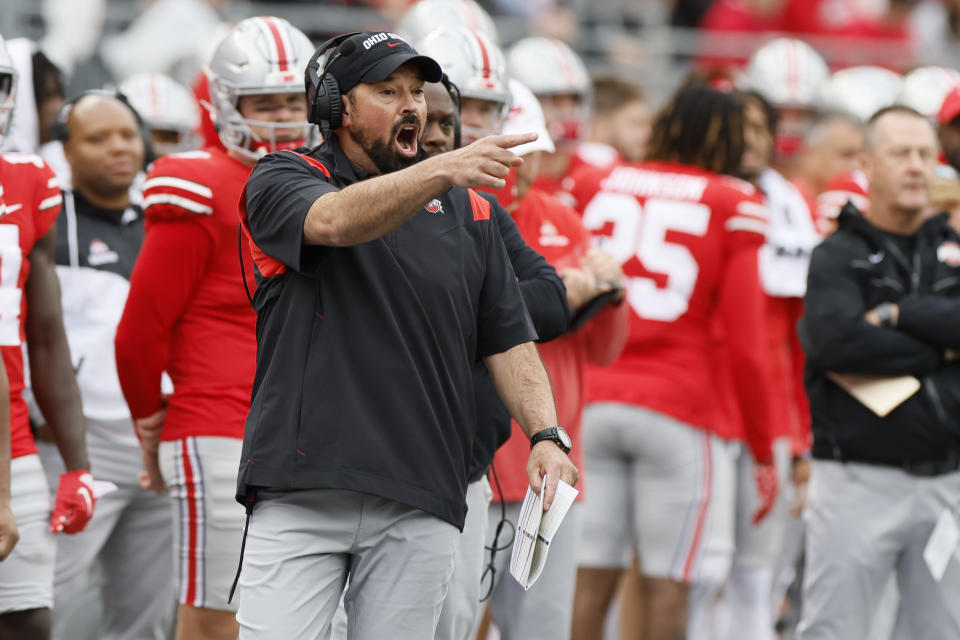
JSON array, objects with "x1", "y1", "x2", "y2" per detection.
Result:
[{"x1": 530, "y1": 426, "x2": 572, "y2": 454}]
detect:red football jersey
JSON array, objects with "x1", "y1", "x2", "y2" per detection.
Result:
[
  {"x1": 490, "y1": 189, "x2": 630, "y2": 503},
  {"x1": 0, "y1": 153, "x2": 63, "y2": 459},
  {"x1": 570, "y1": 161, "x2": 776, "y2": 460},
  {"x1": 115, "y1": 147, "x2": 256, "y2": 442},
  {"x1": 533, "y1": 142, "x2": 621, "y2": 208}
]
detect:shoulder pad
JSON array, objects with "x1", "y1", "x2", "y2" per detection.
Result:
[
  {"x1": 142, "y1": 156, "x2": 215, "y2": 221},
  {"x1": 717, "y1": 175, "x2": 757, "y2": 196}
]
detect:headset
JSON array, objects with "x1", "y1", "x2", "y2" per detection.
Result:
[
  {"x1": 51, "y1": 89, "x2": 155, "y2": 166},
  {"x1": 306, "y1": 32, "x2": 361, "y2": 134}
]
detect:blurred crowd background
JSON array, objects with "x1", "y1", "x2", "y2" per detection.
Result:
[{"x1": 1, "y1": 0, "x2": 958, "y2": 112}]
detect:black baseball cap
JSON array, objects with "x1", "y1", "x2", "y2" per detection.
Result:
[{"x1": 326, "y1": 32, "x2": 443, "y2": 95}]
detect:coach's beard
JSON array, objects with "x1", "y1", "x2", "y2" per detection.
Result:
[{"x1": 349, "y1": 114, "x2": 422, "y2": 175}]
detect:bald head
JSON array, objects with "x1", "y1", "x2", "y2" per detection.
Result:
[
  {"x1": 862, "y1": 106, "x2": 936, "y2": 227},
  {"x1": 63, "y1": 94, "x2": 144, "y2": 207}
]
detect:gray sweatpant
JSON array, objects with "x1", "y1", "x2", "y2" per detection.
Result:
[
  {"x1": 798, "y1": 460, "x2": 960, "y2": 640},
  {"x1": 237, "y1": 488, "x2": 459, "y2": 640},
  {"x1": 38, "y1": 425, "x2": 174, "y2": 640},
  {"x1": 477, "y1": 501, "x2": 583, "y2": 640},
  {"x1": 436, "y1": 476, "x2": 493, "y2": 640}
]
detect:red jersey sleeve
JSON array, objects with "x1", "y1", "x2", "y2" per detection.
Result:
[
  {"x1": 717, "y1": 184, "x2": 777, "y2": 461},
  {"x1": 115, "y1": 157, "x2": 217, "y2": 419},
  {"x1": 32, "y1": 159, "x2": 62, "y2": 236},
  {"x1": 2, "y1": 153, "x2": 63, "y2": 237}
]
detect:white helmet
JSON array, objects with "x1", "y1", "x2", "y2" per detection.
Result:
[
  {"x1": 507, "y1": 37, "x2": 591, "y2": 146},
  {"x1": 746, "y1": 38, "x2": 829, "y2": 109},
  {"x1": 507, "y1": 37, "x2": 590, "y2": 98},
  {"x1": 395, "y1": 0, "x2": 498, "y2": 46},
  {"x1": 900, "y1": 66, "x2": 960, "y2": 120},
  {"x1": 0, "y1": 35, "x2": 17, "y2": 143},
  {"x1": 819, "y1": 66, "x2": 904, "y2": 122},
  {"x1": 119, "y1": 73, "x2": 201, "y2": 156},
  {"x1": 417, "y1": 26, "x2": 510, "y2": 137},
  {"x1": 208, "y1": 16, "x2": 316, "y2": 161}
]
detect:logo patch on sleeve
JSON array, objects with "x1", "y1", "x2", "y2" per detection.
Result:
[{"x1": 938, "y1": 241, "x2": 960, "y2": 267}]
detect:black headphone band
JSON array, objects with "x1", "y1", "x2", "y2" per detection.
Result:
[
  {"x1": 309, "y1": 32, "x2": 361, "y2": 132},
  {"x1": 52, "y1": 89, "x2": 144, "y2": 142}
]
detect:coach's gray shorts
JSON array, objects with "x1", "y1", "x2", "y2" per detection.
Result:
[
  {"x1": 578, "y1": 402, "x2": 734, "y2": 582},
  {"x1": 237, "y1": 488, "x2": 458, "y2": 640}
]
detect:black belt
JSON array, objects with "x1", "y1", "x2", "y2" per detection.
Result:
[{"x1": 819, "y1": 448, "x2": 960, "y2": 477}]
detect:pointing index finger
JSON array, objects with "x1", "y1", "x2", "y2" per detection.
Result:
[{"x1": 493, "y1": 131, "x2": 538, "y2": 149}]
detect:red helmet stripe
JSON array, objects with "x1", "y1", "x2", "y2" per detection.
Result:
[
  {"x1": 472, "y1": 31, "x2": 493, "y2": 88},
  {"x1": 786, "y1": 40, "x2": 799, "y2": 102},
  {"x1": 149, "y1": 74, "x2": 160, "y2": 120},
  {"x1": 263, "y1": 17, "x2": 290, "y2": 72}
]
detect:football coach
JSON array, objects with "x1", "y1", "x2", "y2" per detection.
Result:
[{"x1": 233, "y1": 31, "x2": 579, "y2": 639}]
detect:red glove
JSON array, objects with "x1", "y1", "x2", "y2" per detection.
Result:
[
  {"x1": 50, "y1": 470, "x2": 96, "y2": 534},
  {"x1": 751, "y1": 460, "x2": 779, "y2": 525}
]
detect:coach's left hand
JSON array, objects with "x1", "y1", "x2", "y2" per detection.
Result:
[{"x1": 527, "y1": 443, "x2": 579, "y2": 511}]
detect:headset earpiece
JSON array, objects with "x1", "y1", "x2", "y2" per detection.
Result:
[{"x1": 307, "y1": 32, "x2": 360, "y2": 133}]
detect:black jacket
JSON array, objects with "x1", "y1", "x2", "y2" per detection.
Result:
[
  {"x1": 469, "y1": 192, "x2": 569, "y2": 481},
  {"x1": 799, "y1": 205, "x2": 960, "y2": 466}
]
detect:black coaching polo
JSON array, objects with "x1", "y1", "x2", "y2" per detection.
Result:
[{"x1": 237, "y1": 137, "x2": 537, "y2": 529}]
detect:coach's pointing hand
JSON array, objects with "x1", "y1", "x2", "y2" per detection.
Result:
[{"x1": 443, "y1": 132, "x2": 538, "y2": 190}]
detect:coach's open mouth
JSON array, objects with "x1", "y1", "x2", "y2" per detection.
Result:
[{"x1": 396, "y1": 125, "x2": 419, "y2": 158}]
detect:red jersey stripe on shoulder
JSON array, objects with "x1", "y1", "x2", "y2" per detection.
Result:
[
  {"x1": 468, "y1": 189, "x2": 491, "y2": 221},
  {"x1": 237, "y1": 184, "x2": 287, "y2": 278},
  {"x1": 284, "y1": 150, "x2": 331, "y2": 177}
]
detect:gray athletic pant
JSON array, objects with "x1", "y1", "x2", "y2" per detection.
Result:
[
  {"x1": 798, "y1": 460, "x2": 960, "y2": 640},
  {"x1": 38, "y1": 425, "x2": 175, "y2": 640},
  {"x1": 436, "y1": 476, "x2": 493, "y2": 640},
  {"x1": 237, "y1": 488, "x2": 459, "y2": 640},
  {"x1": 475, "y1": 501, "x2": 583, "y2": 640}
]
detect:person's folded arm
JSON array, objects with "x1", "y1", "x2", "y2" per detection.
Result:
[
  {"x1": 800, "y1": 243, "x2": 942, "y2": 376},
  {"x1": 895, "y1": 295, "x2": 960, "y2": 349}
]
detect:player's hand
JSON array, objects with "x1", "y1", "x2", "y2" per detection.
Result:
[
  {"x1": 751, "y1": 459, "x2": 779, "y2": 525},
  {"x1": 50, "y1": 470, "x2": 95, "y2": 534},
  {"x1": 789, "y1": 457, "x2": 811, "y2": 516},
  {"x1": 526, "y1": 440, "x2": 579, "y2": 512},
  {"x1": 136, "y1": 408, "x2": 167, "y2": 494},
  {"x1": 443, "y1": 132, "x2": 538, "y2": 190},
  {"x1": 0, "y1": 503, "x2": 19, "y2": 560},
  {"x1": 582, "y1": 248, "x2": 624, "y2": 289},
  {"x1": 561, "y1": 267, "x2": 599, "y2": 309}
]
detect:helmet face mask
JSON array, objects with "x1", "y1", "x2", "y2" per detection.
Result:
[
  {"x1": 0, "y1": 34, "x2": 17, "y2": 144},
  {"x1": 208, "y1": 17, "x2": 318, "y2": 161},
  {"x1": 506, "y1": 38, "x2": 592, "y2": 148}
]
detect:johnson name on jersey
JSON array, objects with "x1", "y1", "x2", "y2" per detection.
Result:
[{"x1": 571, "y1": 160, "x2": 770, "y2": 440}]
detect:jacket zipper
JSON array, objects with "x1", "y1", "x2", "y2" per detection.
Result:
[
  {"x1": 910, "y1": 237, "x2": 949, "y2": 423},
  {"x1": 926, "y1": 377, "x2": 948, "y2": 424}
]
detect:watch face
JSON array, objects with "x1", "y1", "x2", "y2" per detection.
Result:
[{"x1": 557, "y1": 427, "x2": 572, "y2": 449}]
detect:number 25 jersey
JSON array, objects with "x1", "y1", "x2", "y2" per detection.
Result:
[{"x1": 570, "y1": 161, "x2": 772, "y2": 447}]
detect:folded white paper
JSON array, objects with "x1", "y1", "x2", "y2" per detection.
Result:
[
  {"x1": 925, "y1": 508, "x2": 960, "y2": 582},
  {"x1": 827, "y1": 373, "x2": 921, "y2": 417},
  {"x1": 510, "y1": 478, "x2": 579, "y2": 591}
]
